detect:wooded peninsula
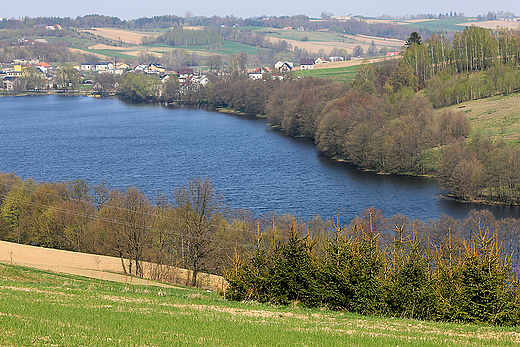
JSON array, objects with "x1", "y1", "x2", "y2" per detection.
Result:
[{"x1": 117, "y1": 26, "x2": 520, "y2": 205}]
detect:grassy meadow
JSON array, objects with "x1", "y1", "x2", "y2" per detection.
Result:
[
  {"x1": 444, "y1": 93, "x2": 520, "y2": 145},
  {"x1": 1, "y1": 263, "x2": 520, "y2": 346},
  {"x1": 293, "y1": 65, "x2": 359, "y2": 82}
]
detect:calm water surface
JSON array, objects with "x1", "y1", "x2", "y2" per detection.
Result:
[{"x1": 1, "y1": 95, "x2": 519, "y2": 221}]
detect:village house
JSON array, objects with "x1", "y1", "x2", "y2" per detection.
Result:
[
  {"x1": 274, "y1": 61, "x2": 293, "y2": 72},
  {"x1": 147, "y1": 63, "x2": 166, "y2": 73},
  {"x1": 191, "y1": 75, "x2": 209, "y2": 86},
  {"x1": 6, "y1": 65, "x2": 24, "y2": 77},
  {"x1": 248, "y1": 71, "x2": 263, "y2": 80},
  {"x1": 299, "y1": 58, "x2": 314, "y2": 70},
  {"x1": 95, "y1": 62, "x2": 114, "y2": 72},
  {"x1": 386, "y1": 52, "x2": 400, "y2": 57},
  {"x1": 133, "y1": 64, "x2": 148, "y2": 72},
  {"x1": 80, "y1": 63, "x2": 94, "y2": 72},
  {"x1": 3, "y1": 76, "x2": 20, "y2": 91},
  {"x1": 314, "y1": 57, "x2": 329, "y2": 64},
  {"x1": 13, "y1": 58, "x2": 39, "y2": 65},
  {"x1": 177, "y1": 68, "x2": 195, "y2": 78},
  {"x1": 248, "y1": 66, "x2": 273, "y2": 79},
  {"x1": 36, "y1": 62, "x2": 51, "y2": 74},
  {"x1": 115, "y1": 62, "x2": 131, "y2": 70}
]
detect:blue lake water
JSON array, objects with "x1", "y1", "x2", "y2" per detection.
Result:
[{"x1": 1, "y1": 95, "x2": 519, "y2": 221}]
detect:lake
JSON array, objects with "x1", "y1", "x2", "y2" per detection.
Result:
[{"x1": 1, "y1": 95, "x2": 519, "y2": 222}]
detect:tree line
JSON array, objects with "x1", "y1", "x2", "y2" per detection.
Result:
[
  {"x1": 1, "y1": 14, "x2": 429, "y2": 41},
  {"x1": 1, "y1": 172, "x2": 520, "y2": 325},
  {"x1": 225, "y1": 208, "x2": 520, "y2": 326},
  {"x1": 400, "y1": 27, "x2": 520, "y2": 95},
  {"x1": 0, "y1": 40, "x2": 98, "y2": 64}
]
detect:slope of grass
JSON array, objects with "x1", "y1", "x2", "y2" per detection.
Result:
[
  {"x1": 293, "y1": 65, "x2": 359, "y2": 82},
  {"x1": 165, "y1": 41, "x2": 268, "y2": 56},
  {"x1": 404, "y1": 20, "x2": 468, "y2": 32},
  {"x1": 259, "y1": 28, "x2": 348, "y2": 43},
  {"x1": 1, "y1": 263, "x2": 519, "y2": 346},
  {"x1": 81, "y1": 48, "x2": 137, "y2": 60},
  {"x1": 443, "y1": 92, "x2": 520, "y2": 145}
]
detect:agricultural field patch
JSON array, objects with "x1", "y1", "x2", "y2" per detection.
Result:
[
  {"x1": 461, "y1": 20, "x2": 520, "y2": 30},
  {"x1": 1, "y1": 263, "x2": 519, "y2": 346},
  {"x1": 82, "y1": 27, "x2": 159, "y2": 45},
  {"x1": 293, "y1": 64, "x2": 359, "y2": 82}
]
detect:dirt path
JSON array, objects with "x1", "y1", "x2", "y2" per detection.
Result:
[{"x1": 0, "y1": 241, "x2": 186, "y2": 289}]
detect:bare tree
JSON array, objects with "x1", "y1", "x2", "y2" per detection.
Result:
[
  {"x1": 100, "y1": 186, "x2": 153, "y2": 276},
  {"x1": 173, "y1": 178, "x2": 224, "y2": 287}
]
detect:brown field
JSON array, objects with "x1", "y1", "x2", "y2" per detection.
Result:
[
  {"x1": 0, "y1": 240, "x2": 226, "y2": 290},
  {"x1": 82, "y1": 27, "x2": 159, "y2": 45},
  {"x1": 459, "y1": 20, "x2": 520, "y2": 29},
  {"x1": 83, "y1": 27, "x2": 403, "y2": 58},
  {"x1": 268, "y1": 35, "x2": 402, "y2": 56},
  {"x1": 69, "y1": 48, "x2": 107, "y2": 59}
]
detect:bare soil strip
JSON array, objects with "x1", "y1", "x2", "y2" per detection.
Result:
[
  {"x1": 0, "y1": 240, "x2": 223, "y2": 290},
  {"x1": 458, "y1": 20, "x2": 520, "y2": 29},
  {"x1": 82, "y1": 28, "x2": 159, "y2": 45}
]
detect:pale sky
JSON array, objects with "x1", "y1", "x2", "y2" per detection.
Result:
[{"x1": 2, "y1": 0, "x2": 518, "y2": 20}]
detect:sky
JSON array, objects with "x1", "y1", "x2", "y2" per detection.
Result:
[{"x1": 2, "y1": 0, "x2": 519, "y2": 20}]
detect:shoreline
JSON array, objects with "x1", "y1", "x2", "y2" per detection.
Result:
[{"x1": 5, "y1": 92, "x2": 516, "y2": 209}]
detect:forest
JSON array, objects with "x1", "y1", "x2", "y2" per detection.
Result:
[{"x1": 0, "y1": 172, "x2": 519, "y2": 325}]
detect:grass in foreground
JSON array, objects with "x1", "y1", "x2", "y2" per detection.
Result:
[{"x1": 1, "y1": 263, "x2": 519, "y2": 346}]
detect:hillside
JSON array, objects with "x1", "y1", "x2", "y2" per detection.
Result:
[
  {"x1": 444, "y1": 93, "x2": 520, "y2": 144},
  {"x1": 1, "y1": 262, "x2": 519, "y2": 346}
]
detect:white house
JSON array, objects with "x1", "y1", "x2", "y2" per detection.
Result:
[
  {"x1": 95, "y1": 62, "x2": 114, "y2": 72},
  {"x1": 299, "y1": 58, "x2": 314, "y2": 70}
]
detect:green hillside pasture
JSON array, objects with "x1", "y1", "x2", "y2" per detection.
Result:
[
  {"x1": 157, "y1": 41, "x2": 268, "y2": 56},
  {"x1": 405, "y1": 20, "x2": 468, "y2": 32},
  {"x1": 80, "y1": 48, "x2": 138, "y2": 61},
  {"x1": 234, "y1": 26, "x2": 267, "y2": 31},
  {"x1": 369, "y1": 19, "x2": 467, "y2": 32},
  {"x1": 445, "y1": 93, "x2": 520, "y2": 145},
  {"x1": 1, "y1": 263, "x2": 519, "y2": 346},
  {"x1": 294, "y1": 65, "x2": 359, "y2": 82},
  {"x1": 259, "y1": 28, "x2": 350, "y2": 44}
]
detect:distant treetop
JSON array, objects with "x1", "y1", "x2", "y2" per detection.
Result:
[{"x1": 405, "y1": 31, "x2": 422, "y2": 47}]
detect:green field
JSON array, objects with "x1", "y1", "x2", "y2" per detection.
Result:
[
  {"x1": 293, "y1": 65, "x2": 359, "y2": 82},
  {"x1": 369, "y1": 19, "x2": 468, "y2": 32},
  {"x1": 406, "y1": 20, "x2": 468, "y2": 32},
  {"x1": 258, "y1": 28, "x2": 349, "y2": 43},
  {"x1": 161, "y1": 41, "x2": 269, "y2": 56},
  {"x1": 81, "y1": 48, "x2": 138, "y2": 60},
  {"x1": 444, "y1": 92, "x2": 520, "y2": 144},
  {"x1": 1, "y1": 263, "x2": 519, "y2": 346}
]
